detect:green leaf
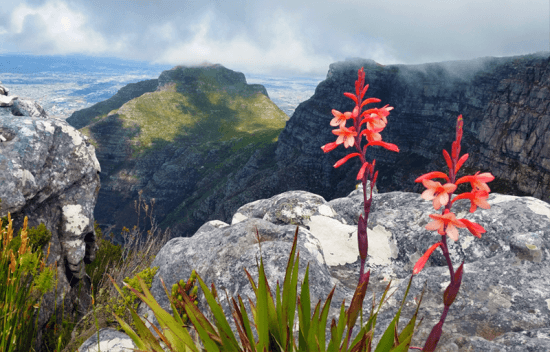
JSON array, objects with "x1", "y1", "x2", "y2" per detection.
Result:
[
  {"x1": 195, "y1": 275, "x2": 242, "y2": 351},
  {"x1": 307, "y1": 301, "x2": 322, "y2": 349},
  {"x1": 281, "y1": 226, "x2": 300, "y2": 345},
  {"x1": 124, "y1": 275, "x2": 199, "y2": 352},
  {"x1": 233, "y1": 296, "x2": 256, "y2": 352},
  {"x1": 327, "y1": 301, "x2": 346, "y2": 352},
  {"x1": 317, "y1": 286, "x2": 336, "y2": 352},
  {"x1": 256, "y1": 257, "x2": 270, "y2": 351},
  {"x1": 111, "y1": 313, "x2": 150, "y2": 351},
  {"x1": 299, "y1": 264, "x2": 311, "y2": 339},
  {"x1": 375, "y1": 274, "x2": 416, "y2": 352},
  {"x1": 179, "y1": 288, "x2": 222, "y2": 352}
]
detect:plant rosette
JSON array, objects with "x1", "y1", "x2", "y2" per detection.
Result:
[{"x1": 110, "y1": 225, "x2": 425, "y2": 352}]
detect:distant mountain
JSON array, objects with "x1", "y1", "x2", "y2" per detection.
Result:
[{"x1": 67, "y1": 64, "x2": 288, "y2": 240}]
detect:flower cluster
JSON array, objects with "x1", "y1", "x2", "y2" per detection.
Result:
[
  {"x1": 321, "y1": 67, "x2": 399, "y2": 282},
  {"x1": 322, "y1": 68, "x2": 495, "y2": 351}
]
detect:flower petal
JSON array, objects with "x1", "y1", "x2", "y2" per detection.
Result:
[
  {"x1": 415, "y1": 171, "x2": 450, "y2": 183},
  {"x1": 413, "y1": 242, "x2": 442, "y2": 275},
  {"x1": 334, "y1": 153, "x2": 362, "y2": 168},
  {"x1": 321, "y1": 142, "x2": 338, "y2": 153}
]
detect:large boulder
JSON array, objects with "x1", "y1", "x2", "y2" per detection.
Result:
[
  {"x1": 10, "y1": 97, "x2": 49, "y2": 118},
  {"x1": 0, "y1": 95, "x2": 18, "y2": 107},
  {"x1": 82, "y1": 185, "x2": 550, "y2": 351},
  {"x1": 0, "y1": 114, "x2": 101, "y2": 350}
]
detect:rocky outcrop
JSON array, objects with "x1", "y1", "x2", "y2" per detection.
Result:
[
  {"x1": 270, "y1": 52, "x2": 550, "y2": 205},
  {"x1": 67, "y1": 64, "x2": 287, "y2": 241},
  {"x1": 10, "y1": 98, "x2": 49, "y2": 118},
  {"x1": 0, "y1": 81, "x2": 49, "y2": 117},
  {"x1": 0, "y1": 81, "x2": 15, "y2": 107},
  {"x1": 78, "y1": 328, "x2": 135, "y2": 352},
  {"x1": 80, "y1": 186, "x2": 550, "y2": 351},
  {"x1": 0, "y1": 114, "x2": 100, "y2": 350},
  {"x1": 0, "y1": 95, "x2": 17, "y2": 107},
  {"x1": 0, "y1": 81, "x2": 8, "y2": 96}
]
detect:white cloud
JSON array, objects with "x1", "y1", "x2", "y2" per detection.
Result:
[
  {"x1": 1, "y1": 0, "x2": 547, "y2": 75},
  {"x1": 156, "y1": 9, "x2": 334, "y2": 76},
  {"x1": 9, "y1": 0, "x2": 108, "y2": 54}
]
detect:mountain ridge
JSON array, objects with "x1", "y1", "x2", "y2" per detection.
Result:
[{"x1": 67, "y1": 64, "x2": 288, "y2": 241}]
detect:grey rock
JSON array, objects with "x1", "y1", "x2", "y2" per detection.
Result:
[
  {"x1": 0, "y1": 83, "x2": 9, "y2": 96},
  {"x1": 10, "y1": 98, "x2": 49, "y2": 118},
  {"x1": 78, "y1": 328, "x2": 136, "y2": 352},
  {"x1": 0, "y1": 95, "x2": 18, "y2": 107},
  {"x1": 0, "y1": 114, "x2": 101, "y2": 350},
  {"x1": 86, "y1": 186, "x2": 549, "y2": 351}
]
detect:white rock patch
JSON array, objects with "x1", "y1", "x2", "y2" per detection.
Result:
[
  {"x1": 63, "y1": 204, "x2": 89, "y2": 235},
  {"x1": 305, "y1": 215, "x2": 398, "y2": 266}
]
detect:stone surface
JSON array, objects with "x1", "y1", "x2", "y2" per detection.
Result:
[
  {"x1": 0, "y1": 82, "x2": 8, "y2": 96},
  {"x1": 78, "y1": 328, "x2": 136, "y2": 352},
  {"x1": 0, "y1": 114, "x2": 100, "y2": 350},
  {"x1": 84, "y1": 185, "x2": 550, "y2": 351},
  {"x1": 10, "y1": 98, "x2": 49, "y2": 118},
  {"x1": 0, "y1": 95, "x2": 18, "y2": 107}
]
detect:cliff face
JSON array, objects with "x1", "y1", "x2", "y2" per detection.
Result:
[
  {"x1": 268, "y1": 53, "x2": 550, "y2": 205},
  {"x1": 67, "y1": 64, "x2": 288, "y2": 241}
]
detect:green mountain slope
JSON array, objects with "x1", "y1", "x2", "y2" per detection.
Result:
[{"x1": 69, "y1": 64, "x2": 288, "y2": 240}]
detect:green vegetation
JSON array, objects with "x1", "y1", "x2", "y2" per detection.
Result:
[
  {"x1": 0, "y1": 201, "x2": 57, "y2": 352},
  {"x1": 60, "y1": 196, "x2": 171, "y2": 352},
  {"x1": 82, "y1": 67, "x2": 288, "y2": 157}
]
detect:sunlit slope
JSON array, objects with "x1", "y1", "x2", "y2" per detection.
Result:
[
  {"x1": 79, "y1": 64, "x2": 289, "y2": 238},
  {"x1": 113, "y1": 84, "x2": 287, "y2": 155}
]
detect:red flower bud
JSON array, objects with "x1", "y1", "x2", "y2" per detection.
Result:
[{"x1": 443, "y1": 261, "x2": 464, "y2": 306}]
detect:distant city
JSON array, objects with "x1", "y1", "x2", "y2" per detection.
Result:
[{"x1": 0, "y1": 54, "x2": 325, "y2": 119}]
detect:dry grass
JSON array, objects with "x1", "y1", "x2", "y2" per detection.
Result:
[{"x1": 61, "y1": 193, "x2": 172, "y2": 352}]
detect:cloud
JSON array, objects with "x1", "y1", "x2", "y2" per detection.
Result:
[
  {"x1": 156, "y1": 9, "x2": 334, "y2": 75},
  {"x1": 0, "y1": 0, "x2": 548, "y2": 76},
  {"x1": 7, "y1": 0, "x2": 109, "y2": 54}
]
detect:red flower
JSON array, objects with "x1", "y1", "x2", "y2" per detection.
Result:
[
  {"x1": 415, "y1": 171, "x2": 450, "y2": 184},
  {"x1": 330, "y1": 109, "x2": 354, "y2": 128},
  {"x1": 421, "y1": 179, "x2": 457, "y2": 210},
  {"x1": 332, "y1": 125, "x2": 357, "y2": 148},
  {"x1": 457, "y1": 218, "x2": 486, "y2": 238},
  {"x1": 456, "y1": 171, "x2": 495, "y2": 192},
  {"x1": 452, "y1": 189, "x2": 490, "y2": 213},
  {"x1": 413, "y1": 242, "x2": 442, "y2": 275},
  {"x1": 425, "y1": 211, "x2": 465, "y2": 241}
]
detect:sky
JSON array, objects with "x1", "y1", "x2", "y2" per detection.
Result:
[{"x1": 0, "y1": 0, "x2": 548, "y2": 77}]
